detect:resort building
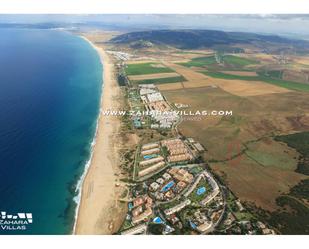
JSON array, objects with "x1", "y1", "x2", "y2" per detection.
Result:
[
  {"x1": 193, "y1": 142, "x2": 205, "y2": 152},
  {"x1": 139, "y1": 156, "x2": 164, "y2": 167},
  {"x1": 150, "y1": 182, "x2": 160, "y2": 191},
  {"x1": 156, "y1": 178, "x2": 165, "y2": 185},
  {"x1": 162, "y1": 138, "x2": 193, "y2": 163},
  {"x1": 146, "y1": 92, "x2": 164, "y2": 103},
  {"x1": 121, "y1": 224, "x2": 147, "y2": 235},
  {"x1": 187, "y1": 138, "x2": 195, "y2": 143},
  {"x1": 141, "y1": 148, "x2": 160, "y2": 156},
  {"x1": 164, "y1": 199, "x2": 191, "y2": 215},
  {"x1": 132, "y1": 207, "x2": 153, "y2": 224},
  {"x1": 145, "y1": 196, "x2": 153, "y2": 208},
  {"x1": 139, "y1": 84, "x2": 156, "y2": 89},
  {"x1": 162, "y1": 173, "x2": 172, "y2": 180},
  {"x1": 197, "y1": 221, "x2": 212, "y2": 233},
  {"x1": 200, "y1": 188, "x2": 220, "y2": 206},
  {"x1": 168, "y1": 168, "x2": 194, "y2": 184},
  {"x1": 138, "y1": 161, "x2": 165, "y2": 177},
  {"x1": 147, "y1": 101, "x2": 170, "y2": 112},
  {"x1": 141, "y1": 142, "x2": 159, "y2": 151},
  {"x1": 168, "y1": 154, "x2": 193, "y2": 163},
  {"x1": 130, "y1": 195, "x2": 154, "y2": 224},
  {"x1": 133, "y1": 196, "x2": 145, "y2": 207},
  {"x1": 132, "y1": 206, "x2": 143, "y2": 217},
  {"x1": 140, "y1": 88, "x2": 157, "y2": 96},
  {"x1": 176, "y1": 181, "x2": 187, "y2": 192},
  {"x1": 137, "y1": 86, "x2": 179, "y2": 129}
]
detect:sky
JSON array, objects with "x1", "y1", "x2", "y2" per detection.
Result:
[{"x1": 1, "y1": 14, "x2": 309, "y2": 39}]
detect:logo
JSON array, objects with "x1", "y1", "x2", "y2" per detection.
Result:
[{"x1": 0, "y1": 211, "x2": 33, "y2": 231}]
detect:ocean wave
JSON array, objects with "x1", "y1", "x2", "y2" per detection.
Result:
[{"x1": 72, "y1": 107, "x2": 102, "y2": 234}]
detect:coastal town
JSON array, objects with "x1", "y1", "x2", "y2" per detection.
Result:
[{"x1": 105, "y1": 50, "x2": 277, "y2": 235}]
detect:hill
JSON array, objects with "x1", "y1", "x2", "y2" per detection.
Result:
[{"x1": 110, "y1": 29, "x2": 309, "y2": 52}]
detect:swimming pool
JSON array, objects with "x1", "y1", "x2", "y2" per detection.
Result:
[
  {"x1": 143, "y1": 154, "x2": 157, "y2": 159},
  {"x1": 153, "y1": 217, "x2": 164, "y2": 224},
  {"x1": 161, "y1": 181, "x2": 175, "y2": 192},
  {"x1": 196, "y1": 186, "x2": 206, "y2": 195}
]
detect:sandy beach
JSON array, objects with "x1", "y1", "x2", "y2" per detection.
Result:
[{"x1": 74, "y1": 36, "x2": 125, "y2": 234}]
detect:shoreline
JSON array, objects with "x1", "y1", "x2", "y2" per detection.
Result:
[
  {"x1": 74, "y1": 35, "x2": 125, "y2": 234},
  {"x1": 72, "y1": 110, "x2": 99, "y2": 234},
  {"x1": 71, "y1": 36, "x2": 102, "y2": 234}
]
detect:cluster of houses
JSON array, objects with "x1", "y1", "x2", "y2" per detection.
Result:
[
  {"x1": 162, "y1": 138, "x2": 193, "y2": 164},
  {"x1": 124, "y1": 162, "x2": 257, "y2": 235},
  {"x1": 138, "y1": 142, "x2": 166, "y2": 178},
  {"x1": 138, "y1": 84, "x2": 179, "y2": 129},
  {"x1": 107, "y1": 50, "x2": 131, "y2": 61},
  {"x1": 129, "y1": 195, "x2": 154, "y2": 225},
  {"x1": 137, "y1": 138, "x2": 196, "y2": 179},
  {"x1": 186, "y1": 138, "x2": 205, "y2": 153},
  {"x1": 149, "y1": 168, "x2": 194, "y2": 201},
  {"x1": 189, "y1": 210, "x2": 213, "y2": 233}
]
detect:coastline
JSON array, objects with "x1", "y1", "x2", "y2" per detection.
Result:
[{"x1": 74, "y1": 35, "x2": 125, "y2": 234}]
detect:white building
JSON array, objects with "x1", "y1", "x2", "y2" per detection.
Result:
[{"x1": 147, "y1": 92, "x2": 164, "y2": 103}]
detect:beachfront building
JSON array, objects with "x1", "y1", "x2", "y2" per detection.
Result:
[
  {"x1": 138, "y1": 161, "x2": 165, "y2": 177},
  {"x1": 132, "y1": 207, "x2": 153, "y2": 224},
  {"x1": 141, "y1": 142, "x2": 160, "y2": 151},
  {"x1": 121, "y1": 224, "x2": 147, "y2": 235},
  {"x1": 130, "y1": 195, "x2": 154, "y2": 225},
  {"x1": 141, "y1": 148, "x2": 160, "y2": 156},
  {"x1": 137, "y1": 142, "x2": 167, "y2": 178},
  {"x1": 139, "y1": 156, "x2": 164, "y2": 167}
]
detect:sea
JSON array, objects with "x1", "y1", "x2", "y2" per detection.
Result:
[{"x1": 0, "y1": 28, "x2": 102, "y2": 234}]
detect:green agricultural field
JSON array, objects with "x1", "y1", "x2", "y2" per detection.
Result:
[
  {"x1": 125, "y1": 62, "x2": 174, "y2": 75},
  {"x1": 201, "y1": 71, "x2": 309, "y2": 92},
  {"x1": 178, "y1": 55, "x2": 217, "y2": 68},
  {"x1": 260, "y1": 76, "x2": 309, "y2": 92},
  {"x1": 202, "y1": 71, "x2": 259, "y2": 81},
  {"x1": 261, "y1": 70, "x2": 284, "y2": 79},
  {"x1": 222, "y1": 55, "x2": 259, "y2": 66},
  {"x1": 133, "y1": 75, "x2": 186, "y2": 85}
]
